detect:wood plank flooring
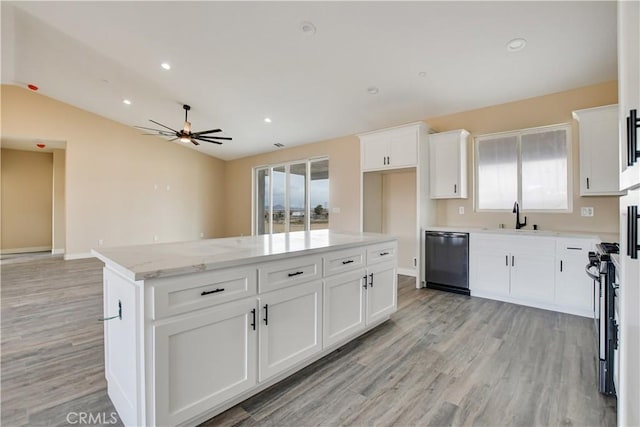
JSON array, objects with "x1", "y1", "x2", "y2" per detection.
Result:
[{"x1": 2, "y1": 258, "x2": 616, "y2": 426}]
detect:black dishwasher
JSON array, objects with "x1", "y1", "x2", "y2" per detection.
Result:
[{"x1": 425, "y1": 231, "x2": 469, "y2": 295}]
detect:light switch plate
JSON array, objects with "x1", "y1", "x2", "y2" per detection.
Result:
[
  {"x1": 581, "y1": 207, "x2": 594, "y2": 217},
  {"x1": 458, "y1": 206, "x2": 464, "y2": 215}
]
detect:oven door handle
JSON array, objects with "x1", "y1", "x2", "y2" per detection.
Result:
[{"x1": 585, "y1": 264, "x2": 600, "y2": 281}]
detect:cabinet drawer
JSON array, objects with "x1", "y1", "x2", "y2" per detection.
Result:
[
  {"x1": 323, "y1": 247, "x2": 366, "y2": 277},
  {"x1": 556, "y1": 238, "x2": 595, "y2": 252},
  {"x1": 258, "y1": 255, "x2": 322, "y2": 293},
  {"x1": 366, "y1": 242, "x2": 397, "y2": 265},
  {"x1": 151, "y1": 266, "x2": 257, "y2": 319}
]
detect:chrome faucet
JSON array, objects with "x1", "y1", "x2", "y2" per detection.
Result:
[{"x1": 513, "y1": 202, "x2": 527, "y2": 229}]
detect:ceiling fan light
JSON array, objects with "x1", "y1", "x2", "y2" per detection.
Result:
[
  {"x1": 183, "y1": 120, "x2": 191, "y2": 133},
  {"x1": 179, "y1": 136, "x2": 191, "y2": 143}
]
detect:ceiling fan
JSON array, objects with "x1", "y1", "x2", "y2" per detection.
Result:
[{"x1": 135, "y1": 104, "x2": 231, "y2": 146}]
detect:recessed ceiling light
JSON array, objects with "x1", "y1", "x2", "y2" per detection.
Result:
[
  {"x1": 506, "y1": 38, "x2": 527, "y2": 52},
  {"x1": 161, "y1": 62, "x2": 171, "y2": 70},
  {"x1": 123, "y1": 99, "x2": 132, "y2": 105},
  {"x1": 367, "y1": 86, "x2": 379, "y2": 95},
  {"x1": 300, "y1": 21, "x2": 316, "y2": 35},
  {"x1": 264, "y1": 118, "x2": 272, "y2": 123},
  {"x1": 418, "y1": 71, "x2": 427, "y2": 78}
]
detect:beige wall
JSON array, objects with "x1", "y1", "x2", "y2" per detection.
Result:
[
  {"x1": 224, "y1": 135, "x2": 360, "y2": 237},
  {"x1": 382, "y1": 170, "x2": 416, "y2": 271},
  {"x1": 1, "y1": 85, "x2": 226, "y2": 256},
  {"x1": 52, "y1": 149, "x2": 65, "y2": 253},
  {"x1": 1, "y1": 148, "x2": 53, "y2": 252},
  {"x1": 426, "y1": 80, "x2": 619, "y2": 234}
]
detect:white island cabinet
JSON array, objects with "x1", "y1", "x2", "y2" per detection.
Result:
[{"x1": 93, "y1": 230, "x2": 397, "y2": 427}]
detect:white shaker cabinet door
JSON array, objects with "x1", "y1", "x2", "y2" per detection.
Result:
[
  {"x1": 258, "y1": 280, "x2": 323, "y2": 382},
  {"x1": 365, "y1": 261, "x2": 397, "y2": 325},
  {"x1": 555, "y1": 242, "x2": 594, "y2": 316},
  {"x1": 153, "y1": 298, "x2": 258, "y2": 427},
  {"x1": 470, "y1": 250, "x2": 510, "y2": 298},
  {"x1": 323, "y1": 269, "x2": 367, "y2": 348},
  {"x1": 509, "y1": 253, "x2": 556, "y2": 305},
  {"x1": 388, "y1": 126, "x2": 419, "y2": 168},
  {"x1": 361, "y1": 133, "x2": 389, "y2": 171}
]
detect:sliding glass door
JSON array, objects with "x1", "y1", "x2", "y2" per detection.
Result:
[{"x1": 254, "y1": 158, "x2": 329, "y2": 235}]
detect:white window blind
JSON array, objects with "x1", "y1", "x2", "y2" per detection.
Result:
[{"x1": 475, "y1": 124, "x2": 570, "y2": 212}]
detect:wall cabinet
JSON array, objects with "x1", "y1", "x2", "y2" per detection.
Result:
[
  {"x1": 618, "y1": 0, "x2": 640, "y2": 190},
  {"x1": 360, "y1": 124, "x2": 420, "y2": 171},
  {"x1": 469, "y1": 233, "x2": 596, "y2": 317},
  {"x1": 573, "y1": 105, "x2": 623, "y2": 196},
  {"x1": 429, "y1": 129, "x2": 469, "y2": 199}
]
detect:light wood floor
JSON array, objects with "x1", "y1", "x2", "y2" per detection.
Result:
[{"x1": 2, "y1": 258, "x2": 616, "y2": 426}]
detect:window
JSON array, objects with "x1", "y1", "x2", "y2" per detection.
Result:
[
  {"x1": 254, "y1": 158, "x2": 329, "y2": 235},
  {"x1": 475, "y1": 124, "x2": 570, "y2": 211}
]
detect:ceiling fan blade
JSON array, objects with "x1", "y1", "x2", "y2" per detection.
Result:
[
  {"x1": 192, "y1": 129, "x2": 222, "y2": 136},
  {"x1": 197, "y1": 136, "x2": 232, "y2": 141},
  {"x1": 190, "y1": 139, "x2": 200, "y2": 146},
  {"x1": 141, "y1": 133, "x2": 174, "y2": 136},
  {"x1": 195, "y1": 137, "x2": 223, "y2": 145},
  {"x1": 149, "y1": 119, "x2": 180, "y2": 133},
  {"x1": 168, "y1": 138, "x2": 179, "y2": 142},
  {"x1": 135, "y1": 125, "x2": 176, "y2": 134}
]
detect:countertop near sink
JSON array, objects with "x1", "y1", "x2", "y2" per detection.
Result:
[{"x1": 425, "y1": 226, "x2": 618, "y2": 243}]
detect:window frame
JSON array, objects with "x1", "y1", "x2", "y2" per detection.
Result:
[
  {"x1": 252, "y1": 156, "x2": 329, "y2": 235},
  {"x1": 474, "y1": 123, "x2": 573, "y2": 213}
]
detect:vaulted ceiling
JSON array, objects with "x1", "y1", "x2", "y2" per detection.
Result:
[{"x1": 1, "y1": 1, "x2": 617, "y2": 160}]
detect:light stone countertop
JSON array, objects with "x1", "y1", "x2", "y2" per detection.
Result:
[
  {"x1": 424, "y1": 226, "x2": 619, "y2": 243},
  {"x1": 92, "y1": 230, "x2": 397, "y2": 281}
]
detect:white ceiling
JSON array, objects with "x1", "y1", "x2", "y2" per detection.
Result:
[{"x1": 1, "y1": 1, "x2": 617, "y2": 161}]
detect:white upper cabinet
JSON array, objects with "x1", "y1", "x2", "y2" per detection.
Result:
[
  {"x1": 618, "y1": 0, "x2": 640, "y2": 190},
  {"x1": 360, "y1": 123, "x2": 423, "y2": 171},
  {"x1": 429, "y1": 129, "x2": 469, "y2": 199},
  {"x1": 573, "y1": 105, "x2": 623, "y2": 196}
]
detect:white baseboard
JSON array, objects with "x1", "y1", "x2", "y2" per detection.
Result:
[
  {"x1": 52, "y1": 248, "x2": 65, "y2": 255},
  {"x1": 0, "y1": 246, "x2": 51, "y2": 254},
  {"x1": 397, "y1": 268, "x2": 417, "y2": 277},
  {"x1": 64, "y1": 252, "x2": 94, "y2": 260}
]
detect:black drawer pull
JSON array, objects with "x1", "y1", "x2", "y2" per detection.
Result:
[
  {"x1": 363, "y1": 275, "x2": 368, "y2": 289},
  {"x1": 586, "y1": 177, "x2": 590, "y2": 189},
  {"x1": 379, "y1": 252, "x2": 389, "y2": 256},
  {"x1": 629, "y1": 205, "x2": 639, "y2": 260},
  {"x1": 287, "y1": 271, "x2": 304, "y2": 277},
  {"x1": 560, "y1": 260, "x2": 563, "y2": 272},
  {"x1": 566, "y1": 247, "x2": 582, "y2": 250},
  {"x1": 263, "y1": 304, "x2": 269, "y2": 325},
  {"x1": 201, "y1": 288, "x2": 225, "y2": 296},
  {"x1": 250, "y1": 308, "x2": 256, "y2": 331},
  {"x1": 369, "y1": 273, "x2": 374, "y2": 287},
  {"x1": 454, "y1": 184, "x2": 457, "y2": 193},
  {"x1": 628, "y1": 109, "x2": 639, "y2": 166},
  {"x1": 342, "y1": 259, "x2": 354, "y2": 265}
]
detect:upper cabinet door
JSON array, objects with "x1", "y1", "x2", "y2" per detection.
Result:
[
  {"x1": 573, "y1": 105, "x2": 624, "y2": 196},
  {"x1": 388, "y1": 126, "x2": 419, "y2": 168},
  {"x1": 429, "y1": 129, "x2": 469, "y2": 199},
  {"x1": 361, "y1": 133, "x2": 388, "y2": 171},
  {"x1": 619, "y1": 0, "x2": 640, "y2": 190}
]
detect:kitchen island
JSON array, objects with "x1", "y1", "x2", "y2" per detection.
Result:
[{"x1": 92, "y1": 230, "x2": 398, "y2": 427}]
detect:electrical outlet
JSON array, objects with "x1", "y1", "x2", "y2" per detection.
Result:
[
  {"x1": 458, "y1": 206, "x2": 464, "y2": 215},
  {"x1": 200, "y1": 232, "x2": 204, "y2": 238},
  {"x1": 581, "y1": 207, "x2": 594, "y2": 217},
  {"x1": 98, "y1": 239, "x2": 104, "y2": 247},
  {"x1": 153, "y1": 235, "x2": 159, "y2": 242}
]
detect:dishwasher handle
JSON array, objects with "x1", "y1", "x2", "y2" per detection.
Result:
[{"x1": 426, "y1": 231, "x2": 469, "y2": 238}]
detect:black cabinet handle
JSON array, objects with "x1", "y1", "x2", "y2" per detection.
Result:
[
  {"x1": 201, "y1": 288, "x2": 225, "y2": 296},
  {"x1": 628, "y1": 109, "x2": 639, "y2": 166},
  {"x1": 250, "y1": 308, "x2": 256, "y2": 331},
  {"x1": 511, "y1": 256, "x2": 515, "y2": 267},
  {"x1": 560, "y1": 260, "x2": 563, "y2": 272},
  {"x1": 342, "y1": 259, "x2": 354, "y2": 265},
  {"x1": 454, "y1": 184, "x2": 457, "y2": 194},
  {"x1": 287, "y1": 271, "x2": 304, "y2": 277},
  {"x1": 369, "y1": 273, "x2": 374, "y2": 287},
  {"x1": 586, "y1": 177, "x2": 590, "y2": 189},
  {"x1": 363, "y1": 275, "x2": 368, "y2": 289},
  {"x1": 99, "y1": 300, "x2": 122, "y2": 321},
  {"x1": 505, "y1": 255, "x2": 508, "y2": 266},
  {"x1": 629, "y1": 205, "x2": 639, "y2": 259},
  {"x1": 566, "y1": 247, "x2": 582, "y2": 250},
  {"x1": 379, "y1": 252, "x2": 389, "y2": 256},
  {"x1": 263, "y1": 304, "x2": 269, "y2": 325}
]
